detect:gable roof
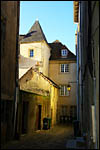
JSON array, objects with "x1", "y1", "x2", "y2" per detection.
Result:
[
  {"x1": 20, "y1": 20, "x2": 48, "y2": 43},
  {"x1": 49, "y1": 40, "x2": 76, "y2": 61},
  {"x1": 19, "y1": 67, "x2": 60, "y2": 89}
]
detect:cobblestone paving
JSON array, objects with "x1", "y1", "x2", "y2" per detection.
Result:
[{"x1": 2, "y1": 124, "x2": 74, "y2": 149}]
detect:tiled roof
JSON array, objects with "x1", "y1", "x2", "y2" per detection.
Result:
[
  {"x1": 49, "y1": 40, "x2": 76, "y2": 61},
  {"x1": 20, "y1": 20, "x2": 48, "y2": 43}
]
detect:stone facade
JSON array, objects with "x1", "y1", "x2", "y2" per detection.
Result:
[
  {"x1": 1, "y1": 1, "x2": 20, "y2": 144},
  {"x1": 49, "y1": 60, "x2": 77, "y2": 123},
  {"x1": 74, "y1": 1, "x2": 99, "y2": 149},
  {"x1": 18, "y1": 68, "x2": 59, "y2": 135},
  {"x1": 20, "y1": 41, "x2": 50, "y2": 76},
  {"x1": 18, "y1": 21, "x2": 59, "y2": 135},
  {"x1": 19, "y1": 20, "x2": 77, "y2": 128}
]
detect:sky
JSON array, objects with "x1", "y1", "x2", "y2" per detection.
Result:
[{"x1": 19, "y1": 1, "x2": 77, "y2": 54}]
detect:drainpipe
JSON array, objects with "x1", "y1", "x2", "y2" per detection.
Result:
[
  {"x1": 92, "y1": 78, "x2": 97, "y2": 149},
  {"x1": 76, "y1": 30, "x2": 79, "y2": 121},
  {"x1": 13, "y1": 1, "x2": 20, "y2": 138},
  {"x1": 79, "y1": 1, "x2": 83, "y2": 134},
  {"x1": 91, "y1": 40, "x2": 98, "y2": 149}
]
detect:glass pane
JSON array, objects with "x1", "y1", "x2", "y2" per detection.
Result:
[
  {"x1": 61, "y1": 64, "x2": 64, "y2": 72},
  {"x1": 30, "y1": 49, "x2": 34, "y2": 57},
  {"x1": 60, "y1": 85, "x2": 64, "y2": 95},
  {"x1": 65, "y1": 64, "x2": 69, "y2": 72}
]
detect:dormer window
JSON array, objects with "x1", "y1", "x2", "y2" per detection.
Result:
[{"x1": 61, "y1": 49, "x2": 68, "y2": 57}]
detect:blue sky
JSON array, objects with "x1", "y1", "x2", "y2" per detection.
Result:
[{"x1": 19, "y1": 1, "x2": 77, "y2": 54}]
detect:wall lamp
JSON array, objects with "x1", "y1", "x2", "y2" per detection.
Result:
[
  {"x1": 67, "y1": 84, "x2": 71, "y2": 91},
  {"x1": 67, "y1": 81, "x2": 77, "y2": 91}
]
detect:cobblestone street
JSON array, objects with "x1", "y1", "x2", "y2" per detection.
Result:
[{"x1": 2, "y1": 124, "x2": 74, "y2": 149}]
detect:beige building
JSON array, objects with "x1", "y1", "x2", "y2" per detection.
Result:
[
  {"x1": 19, "y1": 20, "x2": 51, "y2": 77},
  {"x1": 18, "y1": 20, "x2": 59, "y2": 136},
  {"x1": 18, "y1": 68, "x2": 59, "y2": 135},
  {"x1": 49, "y1": 40, "x2": 77, "y2": 123},
  {"x1": 74, "y1": 1, "x2": 99, "y2": 149},
  {"x1": 1, "y1": 1, "x2": 20, "y2": 144},
  {"x1": 19, "y1": 20, "x2": 77, "y2": 133}
]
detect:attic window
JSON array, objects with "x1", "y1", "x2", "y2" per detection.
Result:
[{"x1": 61, "y1": 49, "x2": 68, "y2": 57}]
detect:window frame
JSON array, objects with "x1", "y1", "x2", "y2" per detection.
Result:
[
  {"x1": 60, "y1": 64, "x2": 69, "y2": 73},
  {"x1": 29, "y1": 49, "x2": 34, "y2": 57},
  {"x1": 60, "y1": 85, "x2": 70, "y2": 96},
  {"x1": 61, "y1": 49, "x2": 68, "y2": 57}
]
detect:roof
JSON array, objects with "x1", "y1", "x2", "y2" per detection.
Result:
[
  {"x1": 19, "y1": 35, "x2": 25, "y2": 42},
  {"x1": 20, "y1": 20, "x2": 48, "y2": 43},
  {"x1": 33, "y1": 69, "x2": 60, "y2": 89},
  {"x1": 49, "y1": 40, "x2": 76, "y2": 61},
  {"x1": 19, "y1": 67, "x2": 60, "y2": 89}
]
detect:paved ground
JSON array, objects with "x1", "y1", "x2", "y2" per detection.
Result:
[{"x1": 2, "y1": 124, "x2": 74, "y2": 149}]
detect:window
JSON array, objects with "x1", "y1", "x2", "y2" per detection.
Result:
[
  {"x1": 29, "y1": 49, "x2": 34, "y2": 57},
  {"x1": 60, "y1": 85, "x2": 70, "y2": 96},
  {"x1": 61, "y1": 49, "x2": 68, "y2": 57},
  {"x1": 61, "y1": 106, "x2": 68, "y2": 116},
  {"x1": 60, "y1": 64, "x2": 69, "y2": 72}
]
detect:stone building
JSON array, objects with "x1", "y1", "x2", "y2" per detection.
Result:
[
  {"x1": 1, "y1": 1, "x2": 20, "y2": 144},
  {"x1": 19, "y1": 20, "x2": 51, "y2": 77},
  {"x1": 19, "y1": 20, "x2": 77, "y2": 128},
  {"x1": 49, "y1": 40, "x2": 77, "y2": 123},
  {"x1": 18, "y1": 68, "x2": 59, "y2": 135},
  {"x1": 74, "y1": 1, "x2": 99, "y2": 149},
  {"x1": 18, "y1": 20, "x2": 59, "y2": 136}
]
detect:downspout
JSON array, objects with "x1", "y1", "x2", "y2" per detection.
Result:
[
  {"x1": 79, "y1": 1, "x2": 83, "y2": 133},
  {"x1": 76, "y1": 30, "x2": 79, "y2": 121},
  {"x1": 88, "y1": 1, "x2": 98, "y2": 148},
  {"x1": 13, "y1": 1, "x2": 20, "y2": 138},
  {"x1": 91, "y1": 40, "x2": 98, "y2": 149}
]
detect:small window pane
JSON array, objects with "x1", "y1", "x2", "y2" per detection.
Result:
[
  {"x1": 65, "y1": 64, "x2": 69, "y2": 72},
  {"x1": 60, "y1": 64, "x2": 69, "y2": 73},
  {"x1": 60, "y1": 85, "x2": 64, "y2": 96},
  {"x1": 61, "y1": 64, "x2": 64, "y2": 72},
  {"x1": 61, "y1": 49, "x2": 68, "y2": 57}
]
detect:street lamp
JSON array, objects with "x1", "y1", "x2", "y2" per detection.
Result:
[{"x1": 67, "y1": 84, "x2": 71, "y2": 91}]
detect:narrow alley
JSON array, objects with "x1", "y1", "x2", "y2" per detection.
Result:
[
  {"x1": 2, "y1": 125, "x2": 74, "y2": 149},
  {"x1": 1, "y1": 1, "x2": 99, "y2": 149}
]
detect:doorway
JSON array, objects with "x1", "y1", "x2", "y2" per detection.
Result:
[
  {"x1": 36, "y1": 105, "x2": 42, "y2": 130},
  {"x1": 22, "y1": 101, "x2": 29, "y2": 134}
]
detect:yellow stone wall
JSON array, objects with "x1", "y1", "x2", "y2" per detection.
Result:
[
  {"x1": 19, "y1": 69, "x2": 59, "y2": 131},
  {"x1": 20, "y1": 41, "x2": 51, "y2": 76},
  {"x1": 49, "y1": 60, "x2": 77, "y2": 121}
]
